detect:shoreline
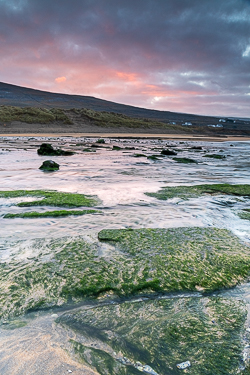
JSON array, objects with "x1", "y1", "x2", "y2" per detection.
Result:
[{"x1": 0, "y1": 133, "x2": 250, "y2": 142}]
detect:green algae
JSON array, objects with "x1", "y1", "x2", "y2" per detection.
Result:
[
  {"x1": 0, "y1": 190, "x2": 99, "y2": 207},
  {"x1": 2, "y1": 227, "x2": 250, "y2": 320},
  {"x1": 97, "y1": 227, "x2": 250, "y2": 293},
  {"x1": 0, "y1": 236, "x2": 98, "y2": 318},
  {"x1": 238, "y1": 209, "x2": 250, "y2": 221},
  {"x1": 172, "y1": 157, "x2": 197, "y2": 163},
  {"x1": 147, "y1": 155, "x2": 161, "y2": 161},
  {"x1": 3, "y1": 209, "x2": 101, "y2": 219},
  {"x1": 83, "y1": 148, "x2": 96, "y2": 152},
  {"x1": 203, "y1": 154, "x2": 226, "y2": 159},
  {"x1": 71, "y1": 341, "x2": 141, "y2": 375},
  {"x1": 1, "y1": 319, "x2": 27, "y2": 330},
  {"x1": 59, "y1": 296, "x2": 247, "y2": 375},
  {"x1": 145, "y1": 183, "x2": 250, "y2": 201}
]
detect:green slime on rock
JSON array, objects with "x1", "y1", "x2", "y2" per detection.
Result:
[
  {"x1": 1, "y1": 227, "x2": 250, "y2": 319},
  {"x1": 145, "y1": 183, "x2": 250, "y2": 201},
  {"x1": 3, "y1": 209, "x2": 101, "y2": 219},
  {"x1": 0, "y1": 190, "x2": 100, "y2": 207},
  {"x1": 58, "y1": 296, "x2": 247, "y2": 375}
]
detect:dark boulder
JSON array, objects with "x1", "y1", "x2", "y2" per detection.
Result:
[
  {"x1": 173, "y1": 157, "x2": 197, "y2": 164},
  {"x1": 39, "y1": 160, "x2": 60, "y2": 171},
  {"x1": 96, "y1": 138, "x2": 105, "y2": 144},
  {"x1": 37, "y1": 143, "x2": 74, "y2": 156},
  {"x1": 190, "y1": 146, "x2": 202, "y2": 150},
  {"x1": 161, "y1": 149, "x2": 177, "y2": 156}
]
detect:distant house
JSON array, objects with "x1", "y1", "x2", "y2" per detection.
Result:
[
  {"x1": 207, "y1": 124, "x2": 223, "y2": 128},
  {"x1": 182, "y1": 122, "x2": 192, "y2": 126}
]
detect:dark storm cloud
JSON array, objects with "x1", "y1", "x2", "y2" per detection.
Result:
[{"x1": 0, "y1": 0, "x2": 249, "y2": 116}]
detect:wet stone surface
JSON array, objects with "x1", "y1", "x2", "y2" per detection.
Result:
[{"x1": 0, "y1": 136, "x2": 250, "y2": 374}]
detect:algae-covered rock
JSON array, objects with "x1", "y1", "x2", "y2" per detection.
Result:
[
  {"x1": 190, "y1": 146, "x2": 202, "y2": 150},
  {"x1": 0, "y1": 190, "x2": 99, "y2": 207},
  {"x1": 37, "y1": 143, "x2": 74, "y2": 156},
  {"x1": 161, "y1": 149, "x2": 177, "y2": 156},
  {"x1": 96, "y1": 139, "x2": 105, "y2": 144},
  {"x1": 203, "y1": 154, "x2": 226, "y2": 159},
  {"x1": 2, "y1": 227, "x2": 250, "y2": 319},
  {"x1": 173, "y1": 157, "x2": 197, "y2": 163},
  {"x1": 113, "y1": 146, "x2": 122, "y2": 150},
  {"x1": 238, "y1": 209, "x2": 250, "y2": 221},
  {"x1": 39, "y1": 160, "x2": 59, "y2": 171},
  {"x1": 147, "y1": 155, "x2": 161, "y2": 161},
  {"x1": 145, "y1": 183, "x2": 250, "y2": 201},
  {"x1": 3, "y1": 209, "x2": 101, "y2": 219},
  {"x1": 58, "y1": 296, "x2": 247, "y2": 375}
]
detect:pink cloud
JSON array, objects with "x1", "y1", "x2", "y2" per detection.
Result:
[{"x1": 55, "y1": 76, "x2": 67, "y2": 83}]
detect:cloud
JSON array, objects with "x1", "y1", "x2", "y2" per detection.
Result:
[
  {"x1": 0, "y1": 0, "x2": 249, "y2": 116},
  {"x1": 55, "y1": 76, "x2": 66, "y2": 83}
]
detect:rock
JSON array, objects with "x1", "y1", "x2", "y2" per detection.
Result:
[
  {"x1": 161, "y1": 149, "x2": 177, "y2": 156},
  {"x1": 147, "y1": 155, "x2": 160, "y2": 160},
  {"x1": 37, "y1": 143, "x2": 74, "y2": 156},
  {"x1": 112, "y1": 145, "x2": 122, "y2": 150},
  {"x1": 203, "y1": 154, "x2": 226, "y2": 159},
  {"x1": 39, "y1": 160, "x2": 59, "y2": 171},
  {"x1": 190, "y1": 146, "x2": 202, "y2": 150},
  {"x1": 173, "y1": 157, "x2": 197, "y2": 163}
]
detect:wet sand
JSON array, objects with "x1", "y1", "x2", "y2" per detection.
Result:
[
  {"x1": 1, "y1": 132, "x2": 250, "y2": 142},
  {"x1": 0, "y1": 311, "x2": 98, "y2": 375}
]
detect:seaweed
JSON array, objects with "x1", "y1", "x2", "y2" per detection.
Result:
[
  {"x1": 0, "y1": 190, "x2": 99, "y2": 207},
  {"x1": 145, "y1": 183, "x2": 250, "y2": 201},
  {"x1": 3, "y1": 209, "x2": 100, "y2": 219},
  {"x1": 59, "y1": 296, "x2": 247, "y2": 375}
]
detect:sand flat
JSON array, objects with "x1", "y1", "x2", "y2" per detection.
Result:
[{"x1": 0, "y1": 132, "x2": 250, "y2": 142}]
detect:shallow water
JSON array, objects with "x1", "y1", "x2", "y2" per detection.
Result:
[
  {"x1": 1, "y1": 136, "x2": 250, "y2": 374},
  {"x1": 1, "y1": 137, "x2": 250, "y2": 245}
]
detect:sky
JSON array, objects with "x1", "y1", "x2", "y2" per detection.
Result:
[{"x1": 0, "y1": 0, "x2": 250, "y2": 117}]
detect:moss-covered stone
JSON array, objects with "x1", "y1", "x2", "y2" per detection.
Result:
[
  {"x1": 96, "y1": 138, "x2": 105, "y2": 144},
  {"x1": 1, "y1": 319, "x2": 27, "y2": 330},
  {"x1": 145, "y1": 183, "x2": 250, "y2": 201},
  {"x1": 97, "y1": 227, "x2": 250, "y2": 294},
  {"x1": 161, "y1": 149, "x2": 177, "y2": 156},
  {"x1": 0, "y1": 190, "x2": 99, "y2": 207},
  {"x1": 2, "y1": 227, "x2": 250, "y2": 320},
  {"x1": 37, "y1": 143, "x2": 74, "y2": 156},
  {"x1": 173, "y1": 157, "x2": 197, "y2": 163},
  {"x1": 39, "y1": 160, "x2": 59, "y2": 171},
  {"x1": 147, "y1": 155, "x2": 161, "y2": 161},
  {"x1": 3, "y1": 209, "x2": 100, "y2": 219},
  {"x1": 238, "y1": 209, "x2": 250, "y2": 221},
  {"x1": 59, "y1": 296, "x2": 247, "y2": 375},
  {"x1": 113, "y1": 146, "x2": 122, "y2": 150},
  {"x1": 203, "y1": 154, "x2": 226, "y2": 159}
]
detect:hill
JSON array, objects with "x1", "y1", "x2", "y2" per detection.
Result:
[{"x1": 0, "y1": 82, "x2": 249, "y2": 135}]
